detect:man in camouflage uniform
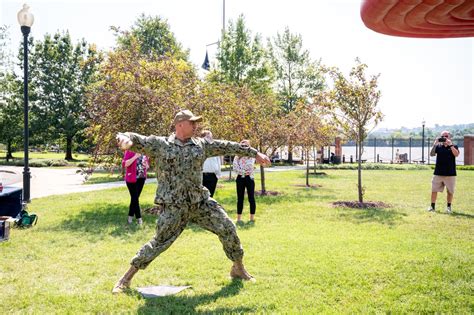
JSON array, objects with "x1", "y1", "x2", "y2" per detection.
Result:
[{"x1": 112, "y1": 109, "x2": 271, "y2": 294}]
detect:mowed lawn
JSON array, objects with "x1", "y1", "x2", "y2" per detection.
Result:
[{"x1": 1, "y1": 169, "x2": 472, "y2": 313}]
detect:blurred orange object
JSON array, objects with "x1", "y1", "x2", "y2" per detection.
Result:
[{"x1": 361, "y1": 0, "x2": 474, "y2": 38}]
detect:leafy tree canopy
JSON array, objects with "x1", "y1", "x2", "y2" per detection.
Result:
[
  {"x1": 269, "y1": 27, "x2": 325, "y2": 113},
  {"x1": 29, "y1": 31, "x2": 101, "y2": 159},
  {"x1": 209, "y1": 15, "x2": 274, "y2": 94},
  {"x1": 113, "y1": 14, "x2": 189, "y2": 61}
]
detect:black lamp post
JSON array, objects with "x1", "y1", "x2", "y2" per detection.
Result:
[
  {"x1": 17, "y1": 4, "x2": 34, "y2": 204},
  {"x1": 421, "y1": 120, "x2": 426, "y2": 164}
]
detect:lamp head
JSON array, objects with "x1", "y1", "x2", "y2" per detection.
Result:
[{"x1": 17, "y1": 4, "x2": 34, "y2": 28}]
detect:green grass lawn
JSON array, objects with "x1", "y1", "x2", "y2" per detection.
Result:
[{"x1": 1, "y1": 169, "x2": 473, "y2": 313}]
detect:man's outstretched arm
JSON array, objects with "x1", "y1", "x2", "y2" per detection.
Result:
[
  {"x1": 116, "y1": 132, "x2": 164, "y2": 156},
  {"x1": 205, "y1": 139, "x2": 271, "y2": 166}
]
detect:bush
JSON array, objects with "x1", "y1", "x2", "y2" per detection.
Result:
[
  {"x1": 49, "y1": 159, "x2": 69, "y2": 167},
  {"x1": 29, "y1": 160, "x2": 49, "y2": 167},
  {"x1": 310, "y1": 163, "x2": 431, "y2": 171},
  {"x1": 457, "y1": 165, "x2": 474, "y2": 171},
  {"x1": 429, "y1": 165, "x2": 474, "y2": 171},
  {"x1": 2, "y1": 159, "x2": 70, "y2": 167}
]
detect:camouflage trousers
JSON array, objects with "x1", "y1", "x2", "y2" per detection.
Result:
[{"x1": 131, "y1": 198, "x2": 244, "y2": 269}]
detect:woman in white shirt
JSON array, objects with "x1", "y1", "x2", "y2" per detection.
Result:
[
  {"x1": 201, "y1": 130, "x2": 222, "y2": 197},
  {"x1": 233, "y1": 140, "x2": 256, "y2": 223}
]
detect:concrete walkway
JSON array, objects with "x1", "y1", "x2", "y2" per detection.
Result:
[
  {"x1": 0, "y1": 166, "x2": 131, "y2": 200},
  {"x1": 0, "y1": 165, "x2": 307, "y2": 200}
]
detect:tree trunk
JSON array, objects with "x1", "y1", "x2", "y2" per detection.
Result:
[
  {"x1": 306, "y1": 149, "x2": 310, "y2": 187},
  {"x1": 260, "y1": 164, "x2": 266, "y2": 194},
  {"x1": 6, "y1": 140, "x2": 13, "y2": 162},
  {"x1": 65, "y1": 136, "x2": 73, "y2": 160},
  {"x1": 357, "y1": 139, "x2": 363, "y2": 203},
  {"x1": 313, "y1": 146, "x2": 317, "y2": 174},
  {"x1": 228, "y1": 157, "x2": 233, "y2": 180}
]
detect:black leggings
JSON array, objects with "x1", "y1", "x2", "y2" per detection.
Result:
[
  {"x1": 236, "y1": 175, "x2": 256, "y2": 215},
  {"x1": 126, "y1": 177, "x2": 146, "y2": 219}
]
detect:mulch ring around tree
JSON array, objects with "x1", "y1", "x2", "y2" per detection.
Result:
[
  {"x1": 332, "y1": 201, "x2": 391, "y2": 209},
  {"x1": 293, "y1": 184, "x2": 323, "y2": 189},
  {"x1": 255, "y1": 190, "x2": 281, "y2": 196},
  {"x1": 308, "y1": 172, "x2": 328, "y2": 176}
]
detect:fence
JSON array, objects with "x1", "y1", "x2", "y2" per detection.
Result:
[{"x1": 340, "y1": 137, "x2": 465, "y2": 165}]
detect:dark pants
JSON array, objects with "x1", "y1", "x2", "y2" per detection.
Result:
[
  {"x1": 126, "y1": 177, "x2": 146, "y2": 219},
  {"x1": 236, "y1": 175, "x2": 256, "y2": 215},
  {"x1": 203, "y1": 173, "x2": 218, "y2": 197},
  {"x1": 131, "y1": 198, "x2": 243, "y2": 269}
]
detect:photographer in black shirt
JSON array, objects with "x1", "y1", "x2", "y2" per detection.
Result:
[{"x1": 428, "y1": 131, "x2": 459, "y2": 213}]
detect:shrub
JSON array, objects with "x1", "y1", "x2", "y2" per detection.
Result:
[
  {"x1": 430, "y1": 165, "x2": 474, "y2": 171},
  {"x1": 29, "y1": 160, "x2": 49, "y2": 167},
  {"x1": 49, "y1": 160, "x2": 69, "y2": 167},
  {"x1": 309, "y1": 163, "x2": 431, "y2": 171}
]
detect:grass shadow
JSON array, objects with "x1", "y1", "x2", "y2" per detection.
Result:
[
  {"x1": 335, "y1": 207, "x2": 406, "y2": 227},
  {"x1": 216, "y1": 193, "x2": 288, "y2": 207},
  {"x1": 297, "y1": 172, "x2": 328, "y2": 178},
  {"x1": 136, "y1": 279, "x2": 266, "y2": 314},
  {"x1": 52, "y1": 202, "x2": 156, "y2": 240},
  {"x1": 186, "y1": 218, "x2": 257, "y2": 233},
  {"x1": 448, "y1": 212, "x2": 474, "y2": 219}
]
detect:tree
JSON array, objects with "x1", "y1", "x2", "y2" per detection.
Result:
[
  {"x1": 0, "y1": 25, "x2": 23, "y2": 161},
  {"x1": 113, "y1": 14, "x2": 189, "y2": 61},
  {"x1": 87, "y1": 41, "x2": 199, "y2": 157},
  {"x1": 0, "y1": 73, "x2": 23, "y2": 161},
  {"x1": 192, "y1": 79, "x2": 287, "y2": 193},
  {"x1": 210, "y1": 15, "x2": 274, "y2": 94},
  {"x1": 328, "y1": 59, "x2": 383, "y2": 203},
  {"x1": 292, "y1": 103, "x2": 335, "y2": 187},
  {"x1": 0, "y1": 25, "x2": 11, "y2": 71},
  {"x1": 29, "y1": 31, "x2": 100, "y2": 160},
  {"x1": 268, "y1": 27, "x2": 325, "y2": 162}
]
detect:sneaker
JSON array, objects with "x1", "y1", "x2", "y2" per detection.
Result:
[
  {"x1": 446, "y1": 206, "x2": 452, "y2": 214},
  {"x1": 427, "y1": 206, "x2": 435, "y2": 212}
]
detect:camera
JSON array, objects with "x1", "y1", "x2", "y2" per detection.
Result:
[{"x1": 438, "y1": 137, "x2": 446, "y2": 142}]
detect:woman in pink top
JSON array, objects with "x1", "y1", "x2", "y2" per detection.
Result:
[
  {"x1": 233, "y1": 140, "x2": 256, "y2": 223},
  {"x1": 122, "y1": 150, "x2": 149, "y2": 225}
]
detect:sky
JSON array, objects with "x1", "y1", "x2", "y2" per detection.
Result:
[{"x1": 1, "y1": 0, "x2": 473, "y2": 130}]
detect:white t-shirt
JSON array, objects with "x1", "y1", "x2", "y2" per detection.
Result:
[{"x1": 203, "y1": 156, "x2": 222, "y2": 177}]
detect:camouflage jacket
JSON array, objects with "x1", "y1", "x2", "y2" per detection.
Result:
[{"x1": 126, "y1": 132, "x2": 258, "y2": 204}]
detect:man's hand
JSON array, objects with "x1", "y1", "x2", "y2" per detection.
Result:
[
  {"x1": 256, "y1": 152, "x2": 271, "y2": 167},
  {"x1": 116, "y1": 133, "x2": 133, "y2": 150},
  {"x1": 445, "y1": 138, "x2": 453, "y2": 146}
]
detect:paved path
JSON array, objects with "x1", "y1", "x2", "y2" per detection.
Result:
[
  {"x1": 0, "y1": 165, "x2": 307, "y2": 200},
  {"x1": 0, "y1": 166, "x2": 131, "y2": 200}
]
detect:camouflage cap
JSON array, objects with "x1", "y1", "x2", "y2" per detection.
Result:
[{"x1": 173, "y1": 109, "x2": 202, "y2": 125}]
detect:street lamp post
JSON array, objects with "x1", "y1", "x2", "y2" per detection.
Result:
[
  {"x1": 202, "y1": 0, "x2": 226, "y2": 70},
  {"x1": 421, "y1": 120, "x2": 426, "y2": 164},
  {"x1": 17, "y1": 4, "x2": 34, "y2": 204}
]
